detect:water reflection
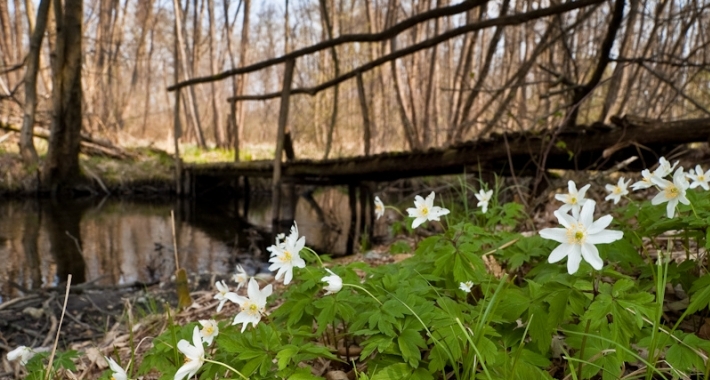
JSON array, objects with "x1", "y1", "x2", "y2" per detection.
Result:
[{"x1": 0, "y1": 188, "x2": 370, "y2": 302}]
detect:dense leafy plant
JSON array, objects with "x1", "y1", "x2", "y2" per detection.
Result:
[{"x1": 9, "y1": 157, "x2": 710, "y2": 379}]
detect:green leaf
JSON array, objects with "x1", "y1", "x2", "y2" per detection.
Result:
[
  {"x1": 397, "y1": 327, "x2": 426, "y2": 367},
  {"x1": 276, "y1": 345, "x2": 300, "y2": 370},
  {"x1": 687, "y1": 274, "x2": 710, "y2": 314},
  {"x1": 370, "y1": 363, "x2": 413, "y2": 380},
  {"x1": 288, "y1": 367, "x2": 322, "y2": 380}
]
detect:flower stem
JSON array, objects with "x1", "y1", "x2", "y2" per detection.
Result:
[
  {"x1": 385, "y1": 205, "x2": 406, "y2": 218},
  {"x1": 577, "y1": 272, "x2": 600, "y2": 379},
  {"x1": 204, "y1": 358, "x2": 249, "y2": 380},
  {"x1": 303, "y1": 247, "x2": 325, "y2": 268},
  {"x1": 342, "y1": 284, "x2": 383, "y2": 305}
]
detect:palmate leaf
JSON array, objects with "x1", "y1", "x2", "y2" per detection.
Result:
[
  {"x1": 665, "y1": 331, "x2": 710, "y2": 374},
  {"x1": 687, "y1": 274, "x2": 710, "y2": 314},
  {"x1": 370, "y1": 363, "x2": 413, "y2": 380}
]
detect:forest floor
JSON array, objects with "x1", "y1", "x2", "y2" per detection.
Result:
[{"x1": 3, "y1": 137, "x2": 710, "y2": 378}]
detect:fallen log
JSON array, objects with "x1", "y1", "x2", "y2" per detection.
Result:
[
  {"x1": 183, "y1": 115, "x2": 710, "y2": 186},
  {"x1": 0, "y1": 122, "x2": 132, "y2": 159}
]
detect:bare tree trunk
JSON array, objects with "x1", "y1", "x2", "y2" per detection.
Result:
[
  {"x1": 320, "y1": 0, "x2": 340, "y2": 159},
  {"x1": 422, "y1": 0, "x2": 441, "y2": 146},
  {"x1": 142, "y1": 26, "x2": 156, "y2": 134},
  {"x1": 172, "y1": 0, "x2": 206, "y2": 148},
  {"x1": 0, "y1": 0, "x2": 14, "y2": 92},
  {"x1": 235, "y1": 0, "x2": 250, "y2": 156},
  {"x1": 207, "y1": 0, "x2": 222, "y2": 147},
  {"x1": 599, "y1": 3, "x2": 636, "y2": 120},
  {"x1": 452, "y1": 0, "x2": 509, "y2": 142},
  {"x1": 19, "y1": 0, "x2": 50, "y2": 164},
  {"x1": 43, "y1": 0, "x2": 84, "y2": 192},
  {"x1": 271, "y1": 58, "x2": 295, "y2": 230},
  {"x1": 356, "y1": 71, "x2": 371, "y2": 156},
  {"x1": 24, "y1": 0, "x2": 51, "y2": 97},
  {"x1": 565, "y1": 0, "x2": 624, "y2": 127}
]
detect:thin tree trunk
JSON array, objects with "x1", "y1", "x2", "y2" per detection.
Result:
[
  {"x1": 207, "y1": 0, "x2": 222, "y2": 147},
  {"x1": 0, "y1": 0, "x2": 14, "y2": 89},
  {"x1": 271, "y1": 58, "x2": 295, "y2": 230},
  {"x1": 19, "y1": 0, "x2": 50, "y2": 164},
  {"x1": 452, "y1": 0, "x2": 509, "y2": 142},
  {"x1": 356, "y1": 71, "x2": 371, "y2": 156},
  {"x1": 320, "y1": 0, "x2": 340, "y2": 159},
  {"x1": 172, "y1": 0, "x2": 206, "y2": 148},
  {"x1": 235, "y1": 0, "x2": 250, "y2": 157},
  {"x1": 43, "y1": 0, "x2": 84, "y2": 191}
]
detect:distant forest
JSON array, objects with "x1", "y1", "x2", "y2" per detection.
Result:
[{"x1": 0, "y1": 0, "x2": 708, "y2": 159}]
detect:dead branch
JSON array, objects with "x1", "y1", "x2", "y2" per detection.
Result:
[
  {"x1": 167, "y1": 0, "x2": 487, "y2": 91},
  {"x1": 226, "y1": 0, "x2": 605, "y2": 103}
]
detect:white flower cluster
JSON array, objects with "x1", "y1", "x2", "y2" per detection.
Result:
[
  {"x1": 541, "y1": 156, "x2": 708, "y2": 275},
  {"x1": 167, "y1": 221, "x2": 345, "y2": 380}
]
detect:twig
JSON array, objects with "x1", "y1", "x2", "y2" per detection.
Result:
[
  {"x1": 81, "y1": 164, "x2": 110, "y2": 195},
  {"x1": 45, "y1": 274, "x2": 72, "y2": 380},
  {"x1": 171, "y1": 210, "x2": 180, "y2": 271}
]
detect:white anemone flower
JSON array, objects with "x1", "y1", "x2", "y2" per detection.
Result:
[
  {"x1": 631, "y1": 169, "x2": 655, "y2": 191},
  {"x1": 321, "y1": 269, "x2": 343, "y2": 295},
  {"x1": 687, "y1": 164, "x2": 710, "y2": 190},
  {"x1": 174, "y1": 326, "x2": 205, "y2": 380},
  {"x1": 105, "y1": 357, "x2": 128, "y2": 380},
  {"x1": 213, "y1": 280, "x2": 237, "y2": 312},
  {"x1": 406, "y1": 191, "x2": 450, "y2": 229},
  {"x1": 651, "y1": 167, "x2": 690, "y2": 218},
  {"x1": 554, "y1": 181, "x2": 590, "y2": 217},
  {"x1": 7, "y1": 346, "x2": 35, "y2": 366},
  {"x1": 374, "y1": 196, "x2": 385, "y2": 220},
  {"x1": 232, "y1": 264, "x2": 249, "y2": 291},
  {"x1": 540, "y1": 200, "x2": 623, "y2": 275},
  {"x1": 475, "y1": 189, "x2": 493, "y2": 213},
  {"x1": 232, "y1": 278, "x2": 272, "y2": 332},
  {"x1": 266, "y1": 233, "x2": 287, "y2": 256},
  {"x1": 654, "y1": 156, "x2": 678, "y2": 178},
  {"x1": 268, "y1": 232, "x2": 306, "y2": 285},
  {"x1": 199, "y1": 319, "x2": 219, "y2": 346},
  {"x1": 459, "y1": 281, "x2": 474, "y2": 293},
  {"x1": 604, "y1": 177, "x2": 631, "y2": 204}
]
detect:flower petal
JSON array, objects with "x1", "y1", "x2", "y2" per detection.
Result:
[
  {"x1": 666, "y1": 199, "x2": 677, "y2": 218},
  {"x1": 177, "y1": 340, "x2": 200, "y2": 360},
  {"x1": 548, "y1": 243, "x2": 571, "y2": 264},
  {"x1": 411, "y1": 216, "x2": 426, "y2": 229},
  {"x1": 425, "y1": 191, "x2": 435, "y2": 207},
  {"x1": 566, "y1": 246, "x2": 583, "y2": 274},
  {"x1": 579, "y1": 200, "x2": 595, "y2": 227},
  {"x1": 587, "y1": 215, "x2": 613, "y2": 235},
  {"x1": 651, "y1": 192, "x2": 666, "y2": 205},
  {"x1": 586, "y1": 230, "x2": 623, "y2": 245},
  {"x1": 174, "y1": 360, "x2": 200, "y2": 380},
  {"x1": 581, "y1": 243, "x2": 603, "y2": 270},
  {"x1": 554, "y1": 210, "x2": 576, "y2": 229},
  {"x1": 540, "y1": 228, "x2": 568, "y2": 244}
]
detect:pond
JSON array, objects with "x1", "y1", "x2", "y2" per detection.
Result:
[{"x1": 0, "y1": 188, "x2": 383, "y2": 303}]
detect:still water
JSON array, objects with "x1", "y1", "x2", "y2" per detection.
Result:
[{"x1": 0, "y1": 188, "x2": 368, "y2": 303}]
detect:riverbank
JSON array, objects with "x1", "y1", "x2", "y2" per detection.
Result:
[{"x1": 0, "y1": 147, "x2": 176, "y2": 197}]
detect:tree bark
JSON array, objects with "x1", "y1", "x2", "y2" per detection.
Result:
[
  {"x1": 356, "y1": 71, "x2": 371, "y2": 156},
  {"x1": 320, "y1": 0, "x2": 340, "y2": 159},
  {"x1": 234, "y1": 0, "x2": 251, "y2": 156},
  {"x1": 19, "y1": 0, "x2": 50, "y2": 164},
  {"x1": 207, "y1": 0, "x2": 222, "y2": 147},
  {"x1": 43, "y1": 0, "x2": 84, "y2": 192},
  {"x1": 172, "y1": 0, "x2": 206, "y2": 148}
]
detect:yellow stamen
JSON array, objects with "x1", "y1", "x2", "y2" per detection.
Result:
[{"x1": 664, "y1": 185, "x2": 679, "y2": 199}]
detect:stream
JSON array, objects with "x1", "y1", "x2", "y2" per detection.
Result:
[{"x1": 0, "y1": 188, "x2": 377, "y2": 303}]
